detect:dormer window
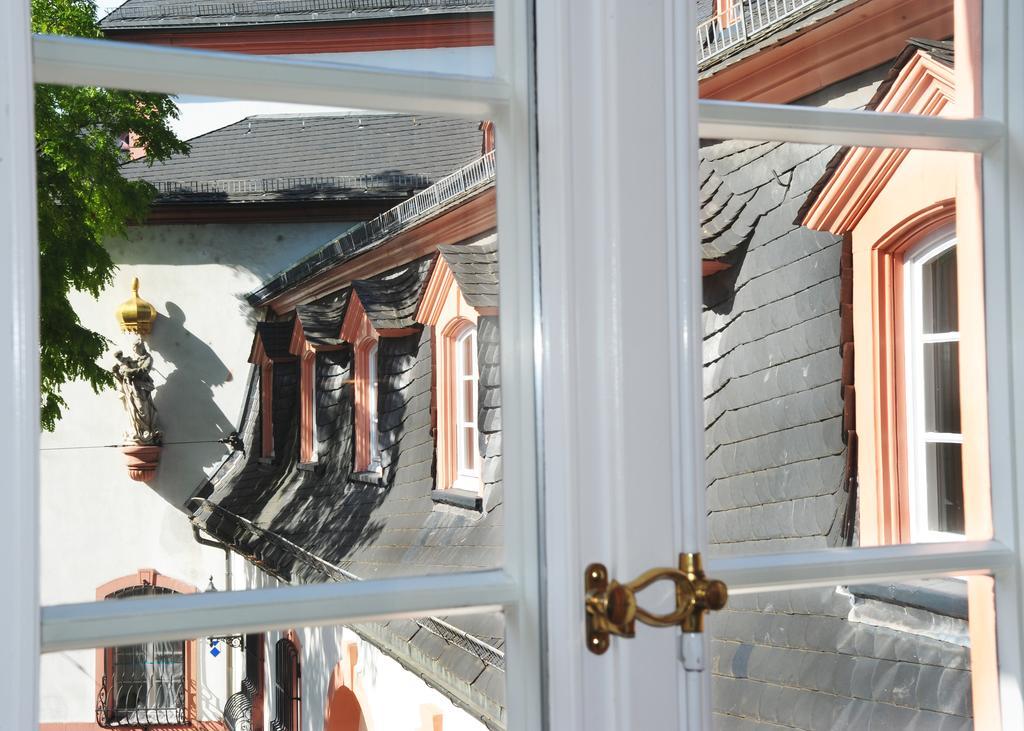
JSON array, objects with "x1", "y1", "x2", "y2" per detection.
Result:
[
  {"x1": 905, "y1": 233, "x2": 963, "y2": 540},
  {"x1": 355, "y1": 337, "x2": 381, "y2": 472},
  {"x1": 453, "y1": 324, "x2": 481, "y2": 486},
  {"x1": 415, "y1": 256, "x2": 484, "y2": 496}
]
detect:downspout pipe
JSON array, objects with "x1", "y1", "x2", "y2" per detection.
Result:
[{"x1": 193, "y1": 525, "x2": 235, "y2": 697}]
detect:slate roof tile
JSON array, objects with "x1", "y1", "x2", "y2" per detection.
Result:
[
  {"x1": 352, "y1": 256, "x2": 434, "y2": 330},
  {"x1": 122, "y1": 114, "x2": 484, "y2": 204},
  {"x1": 439, "y1": 233, "x2": 499, "y2": 309},
  {"x1": 101, "y1": 0, "x2": 493, "y2": 30}
]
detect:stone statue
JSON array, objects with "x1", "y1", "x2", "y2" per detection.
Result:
[{"x1": 112, "y1": 338, "x2": 162, "y2": 445}]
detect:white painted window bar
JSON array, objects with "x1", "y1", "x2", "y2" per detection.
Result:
[{"x1": 696, "y1": 0, "x2": 836, "y2": 67}]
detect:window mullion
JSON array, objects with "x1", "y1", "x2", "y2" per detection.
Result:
[
  {"x1": 42, "y1": 569, "x2": 516, "y2": 653},
  {"x1": 32, "y1": 34, "x2": 510, "y2": 120},
  {"x1": 698, "y1": 98, "x2": 1003, "y2": 151},
  {"x1": 709, "y1": 540, "x2": 1015, "y2": 595}
]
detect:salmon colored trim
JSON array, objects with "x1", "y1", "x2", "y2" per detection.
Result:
[
  {"x1": 104, "y1": 15, "x2": 494, "y2": 55},
  {"x1": 416, "y1": 256, "x2": 457, "y2": 326},
  {"x1": 341, "y1": 295, "x2": 381, "y2": 472},
  {"x1": 801, "y1": 50, "x2": 955, "y2": 235},
  {"x1": 698, "y1": 0, "x2": 952, "y2": 104},
  {"x1": 265, "y1": 189, "x2": 496, "y2": 314},
  {"x1": 702, "y1": 260, "x2": 731, "y2": 276},
  {"x1": 260, "y1": 361, "x2": 274, "y2": 459},
  {"x1": 354, "y1": 336, "x2": 379, "y2": 472},
  {"x1": 299, "y1": 350, "x2": 317, "y2": 464},
  {"x1": 93, "y1": 571, "x2": 200, "y2": 730},
  {"x1": 420, "y1": 261, "x2": 481, "y2": 493},
  {"x1": 714, "y1": 0, "x2": 741, "y2": 28},
  {"x1": 289, "y1": 318, "x2": 345, "y2": 464},
  {"x1": 323, "y1": 644, "x2": 372, "y2": 731},
  {"x1": 952, "y1": 3, "x2": 999, "y2": 724},
  {"x1": 250, "y1": 337, "x2": 276, "y2": 459}
]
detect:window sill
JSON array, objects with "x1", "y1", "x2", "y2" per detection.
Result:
[
  {"x1": 351, "y1": 470, "x2": 385, "y2": 486},
  {"x1": 297, "y1": 461, "x2": 320, "y2": 474},
  {"x1": 430, "y1": 488, "x2": 483, "y2": 512},
  {"x1": 256, "y1": 456, "x2": 275, "y2": 465}
]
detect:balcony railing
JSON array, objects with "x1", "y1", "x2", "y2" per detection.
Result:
[{"x1": 697, "y1": 0, "x2": 834, "y2": 67}]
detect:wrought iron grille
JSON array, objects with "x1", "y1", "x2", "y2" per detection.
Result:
[
  {"x1": 96, "y1": 585, "x2": 187, "y2": 728},
  {"x1": 272, "y1": 638, "x2": 301, "y2": 731}
]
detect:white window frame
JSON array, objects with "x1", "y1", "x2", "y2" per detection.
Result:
[
  {"x1": 537, "y1": 1, "x2": 1024, "y2": 729},
  {"x1": 453, "y1": 324, "x2": 481, "y2": 486},
  {"x1": 366, "y1": 341, "x2": 380, "y2": 472},
  {"x1": 905, "y1": 231, "x2": 964, "y2": 543},
  {"x1": 9, "y1": 1, "x2": 542, "y2": 729},
  {"x1": 6, "y1": 1, "x2": 1024, "y2": 729}
]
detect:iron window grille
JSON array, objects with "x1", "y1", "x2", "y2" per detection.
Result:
[
  {"x1": 272, "y1": 638, "x2": 301, "y2": 731},
  {"x1": 95, "y1": 585, "x2": 186, "y2": 728}
]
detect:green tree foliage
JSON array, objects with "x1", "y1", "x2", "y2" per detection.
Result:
[{"x1": 32, "y1": 0, "x2": 189, "y2": 430}]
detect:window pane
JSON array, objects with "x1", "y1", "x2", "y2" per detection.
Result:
[
  {"x1": 700, "y1": 138, "x2": 982, "y2": 556},
  {"x1": 712, "y1": 578, "x2": 992, "y2": 729},
  {"x1": 463, "y1": 377, "x2": 476, "y2": 422},
  {"x1": 462, "y1": 425, "x2": 477, "y2": 472},
  {"x1": 926, "y1": 442, "x2": 965, "y2": 534},
  {"x1": 42, "y1": 614, "x2": 506, "y2": 731},
  {"x1": 41, "y1": 1, "x2": 496, "y2": 79},
  {"x1": 37, "y1": 85, "x2": 505, "y2": 624},
  {"x1": 922, "y1": 247, "x2": 958, "y2": 333},
  {"x1": 923, "y1": 341, "x2": 961, "y2": 433}
]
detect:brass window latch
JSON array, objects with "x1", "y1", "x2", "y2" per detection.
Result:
[{"x1": 584, "y1": 552, "x2": 727, "y2": 654}]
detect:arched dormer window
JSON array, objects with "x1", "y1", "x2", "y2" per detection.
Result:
[
  {"x1": 452, "y1": 323, "x2": 481, "y2": 486},
  {"x1": 416, "y1": 256, "x2": 486, "y2": 497},
  {"x1": 300, "y1": 350, "x2": 317, "y2": 464},
  {"x1": 355, "y1": 337, "x2": 381, "y2": 472},
  {"x1": 904, "y1": 231, "x2": 963, "y2": 540}
]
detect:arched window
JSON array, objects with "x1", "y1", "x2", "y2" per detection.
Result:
[
  {"x1": 95, "y1": 571, "x2": 195, "y2": 728},
  {"x1": 300, "y1": 350, "x2": 317, "y2": 464},
  {"x1": 273, "y1": 637, "x2": 301, "y2": 731},
  {"x1": 453, "y1": 324, "x2": 480, "y2": 484},
  {"x1": 904, "y1": 232, "x2": 963, "y2": 540},
  {"x1": 355, "y1": 337, "x2": 381, "y2": 472}
]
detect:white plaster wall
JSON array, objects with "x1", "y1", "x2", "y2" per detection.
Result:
[{"x1": 38, "y1": 220, "x2": 352, "y2": 724}]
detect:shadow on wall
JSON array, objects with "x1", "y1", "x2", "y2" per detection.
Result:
[{"x1": 147, "y1": 301, "x2": 238, "y2": 509}]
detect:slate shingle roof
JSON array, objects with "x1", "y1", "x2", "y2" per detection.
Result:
[
  {"x1": 194, "y1": 321, "x2": 505, "y2": 726},
  {"x1": 439, "y1": 233, "x2": 498, "y2": 309},
  {"x1": 700, "y1": 135, "x2": 973, "y2": 727},
  {"x1": 194, "y1": 250, "x2": 504, "y2": 726},
  {"x1": 101, "y1": 0, "x2": 493, "y2": 30},
  {"x1": 254, "y1": 320, "x2": 295, "y2": 360},
  {"x1": 351, "y1": 256, "x2": 434, "y2": 330},
  {"x1": 294, "y1": 290, "x2": 350, "y2": 347},
  {"x1": 122, "y1": 113, "x2": 484, "y2": 204}
]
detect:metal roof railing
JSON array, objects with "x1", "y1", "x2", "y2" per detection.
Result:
[
  {"x1": 248, "y1": 149, "x2": 496, "y2": 302},
  {"x1": 697, "y1": 0, "x2": 834, "y2": 68}
]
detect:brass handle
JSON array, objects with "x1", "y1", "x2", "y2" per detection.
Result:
[{"x1": 585, "y1": 552, "x2": 727, "y2": 655}]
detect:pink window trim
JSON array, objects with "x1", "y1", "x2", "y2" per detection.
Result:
[
  {"x1": 94, "y1": 571, "x2": 200, "y2": 729},
  {"x1": 415, "y1": 256, "x2": 482, "y2": 493},
  {"x1": 354, "y1": 336, "x2": 380, "y2": 471}
]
